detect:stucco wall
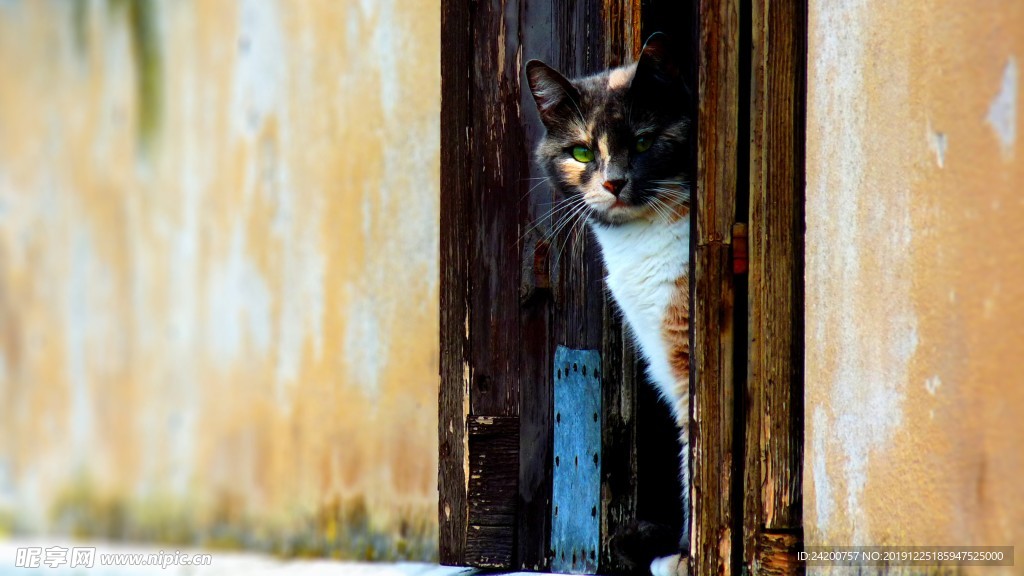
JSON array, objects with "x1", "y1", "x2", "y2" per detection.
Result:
[
  {"x1": 0, "y1": 0, "x2": 439, "y2": 559},
  {"x1": 806, "y1": 0, "x2": 1023, "y2": 569}
]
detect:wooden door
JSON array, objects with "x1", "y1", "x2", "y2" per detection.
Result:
[
  {"x1": 439, "y1": 0, "x2": 696, "y2": 572},
  {"x1": 439, "y1": 0, "x2": 805, "y2": 574}
]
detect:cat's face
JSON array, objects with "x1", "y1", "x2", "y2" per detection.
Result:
[{"x1": 527, "y1": 34, "x2": 693, "y2": 226}]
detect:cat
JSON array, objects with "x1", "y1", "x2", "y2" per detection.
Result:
[{"x1": 526, "y1": 33, "x2": 694, "y2": 576}]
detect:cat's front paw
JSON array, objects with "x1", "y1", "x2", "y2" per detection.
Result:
[{"x1": 650, "y1": 553, "x2": 688, "y2": 576}]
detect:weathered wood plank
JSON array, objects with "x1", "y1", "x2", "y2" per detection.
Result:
[
  {"x1": 468, "y1": 416, "x2": 519, "y2": 527},
  {"x1": 517, "y1": 285, "x2": 554, "y2": 570},
  {"x1": 746, "y1": 0, "x2": 806, "y2": 573},
  {"x1": 457, "y1": 0, "x2": 530, "y2": 566},
  {"x1": 691, "y1": 245, "x2": 737, "y2": 576},
  {"x1": 756, "y1": 531, "x2": 803, "y2": 576},
  {"x1": 468, "y1": 0, "x2": 526, "y2": 418},
  {"x1": 464, "y1": 524, "x2": 516, "y2": 568},
  {"x1": 438, "y1": 0, "x2": 473, "y2": 565},
  {"x1": 696, "y1": 0, "x2": 741, "y2": 247},
  {"x1": 600, "y1": 299, "x2": 641, "y2": 574},
  {"x1": 517, "y1": 0, "x2": 556, "y2": 569},
  {"x1": 602, "y1": 0, "x2": 642, "y2": 68},
  {"x1": 693, "y1": 1, "x2": 741, "y2": 576},
  {"x1": 597, "y1": 3, "x2": 644, "y2": 573},
  {"x1": 517, "y1": 0, "x2": 594, "y2": 569}
]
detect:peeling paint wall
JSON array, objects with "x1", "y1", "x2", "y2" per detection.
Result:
[
  {"x1": 0, "y1": 0, "x2": 439, "y2": 559},
  {"x1": 806, "y1": 0, "x2": 1023, "y2": 567}
]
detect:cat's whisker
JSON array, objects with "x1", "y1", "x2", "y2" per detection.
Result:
[
  {"x1": 571, "y1": 212, "x2": 588, "y2": 268},
  {"x1": 520, "y1": 195, "x2": 582, "y2": 241},
  {"x1": 520, "y1": 209, "x2": 578, "y2": 249},
  {"x1": 567, "y1": 213, "x2": 589, "y2": 272},
  {"x1": 568, "y1": 221, "x2": 581, "y2": 271},
  {"x1": 649, "y1": 199, "x2": 672, "y2": 223},
  {"x1": 648, "y1": 187, "x2": 692, "y2": 204},
  {"x1": 549, "y1": 197, "x2": 586, "y2": 232},
  {"x1": 549, "y1": 200, "x2": 590, "y2": 246},
  {"x1": 553, "y1": 201, "x2": 591, "y2": 265},
  {"x1": 530, "y1": 194, "x2": 578, "y2": 219},
  {"x1": 651, "y1": 183, "x2": 692, "y2": 192},
  {"x1": 519, "y1": 177, "x2": 553, "y2": 201},
  {"x1": 644, "y1": 190, "x2": 687, "y2": 223}
]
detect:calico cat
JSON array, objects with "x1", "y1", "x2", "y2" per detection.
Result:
[{"x1": 526, "y1": 33, "x2": 693, "y2": 576}]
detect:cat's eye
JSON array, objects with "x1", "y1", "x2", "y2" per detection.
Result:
[
  {"x1": 635, "y1": 135, "x2": 654, "y2": 153},
  {"x1": 571, "y1": 146, "x2": 595, "y2": 163}
]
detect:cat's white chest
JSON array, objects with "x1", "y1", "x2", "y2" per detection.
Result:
[{"x1": 590, "y1": 217, "x2": 690, "y2": 406}]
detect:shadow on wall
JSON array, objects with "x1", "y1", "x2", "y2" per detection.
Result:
[{"x1": 0, "y1": 0, "x2": 440, "y2": 560}]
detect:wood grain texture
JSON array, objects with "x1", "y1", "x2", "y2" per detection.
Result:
[
  {"x1": 439, "y1": 0, "x2": 473, "y2": 564},
  {"x1": 600, "y1": 300, "x2": 641, "y2": 574},
  {"x1": 602, "y1": 0, "x2": 642, "y2": 68},
  {"x1": 443, "y1": 0, "x2": 631, "y2": 568},
  {"x1": 468, "y1": 0, "x2": 526, "y2": 418},
  {"x1": 693, "y1": 1, "x2": 740, "y2": 576},
  {"x1": 746, "y1": 0, "x2": 806, "y2": 573},
  {"x1": 463, "y1": 0, "x2": 531, "y2": 567},
  {"x1": 518, "y1": 1, "x2": 616, "y2": 570},
  {"x1": 466, "y1": 417, "x2": 519, "y2": 568},
  {"x1": 695, "y1": 0, "x2": 741, "y2": 247},
  {"x1": 516, "y1": 0, "x2": 557, "y2": 566},
  {"x1": 468, "y1": 417, "x2": 520, "y2": 528},
  {"x1": 464, "y1": 525, "x2": 516, "y2": 569},
  {"x1": 598, "y1": 3, "x2": 644, "y2": 573},
  {"x1": 756, "y1": 531, "x2": 803, "y2": 576},
  {"x1": 691, "y1": 245, "x2": 737, "y2": 576}
]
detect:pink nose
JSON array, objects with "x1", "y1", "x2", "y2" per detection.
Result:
[{"x1": 603, "y1": 179, "x2": 627, "y2": 195}]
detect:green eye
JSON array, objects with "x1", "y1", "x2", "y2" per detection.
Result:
[
  {"x1": 571, "y1": 146, "x2": 595, "y2": 163},
  {"x1": 635, "y1": 135, "x2": 654, "y2": 153}
]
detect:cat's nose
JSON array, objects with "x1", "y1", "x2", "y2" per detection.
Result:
[{"x1": 602, "y1": 179, "x2": 628, "y2": 196}]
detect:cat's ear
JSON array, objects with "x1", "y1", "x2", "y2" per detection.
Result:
[
  {"x1": 526, "y1": 60, "x2": 580, "y2": 126},
  {"x1": 632, "y1": 32, "x2": 683, "y2": 91}
]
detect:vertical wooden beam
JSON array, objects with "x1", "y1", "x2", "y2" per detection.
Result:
[
  {"x1": 598, "y1": 3, "x2": 643, "y2": 573},
  {"x1": 459, "y1": 0, "x2": 530, "y2": 568},
  {"x1": 517, "y1": 0, "x2": 610, "y2": 570},
  {"x1": 439, "y1": 0, "x2": 473, "y2": 565},
  {"x1": 602, "y1": 0, "x2": 642, "y2": 68},
  {"x1": 465, "y1": 416, "x2": 520, "y2": 567},
  {"x1": 693, "y1": 1, "x2": 740, "y2": 575},
  {"x1": 746, "y1": 0, "x2": 806, "y2": 574},
  {"x1": 517, "y1": 0, "x2": 558, "y2": 569},
  {"x1": 468, "y1": 0, "x2": 524, "y2": 419}
]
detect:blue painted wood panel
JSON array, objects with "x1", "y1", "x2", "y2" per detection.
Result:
[{"x1": 551, "y1": 346, "x2": 602, "y2": 574}]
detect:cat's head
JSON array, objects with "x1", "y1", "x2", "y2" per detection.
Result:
[{"x1": 526, "y1": 33, "x2": 693, "y2": 226}]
